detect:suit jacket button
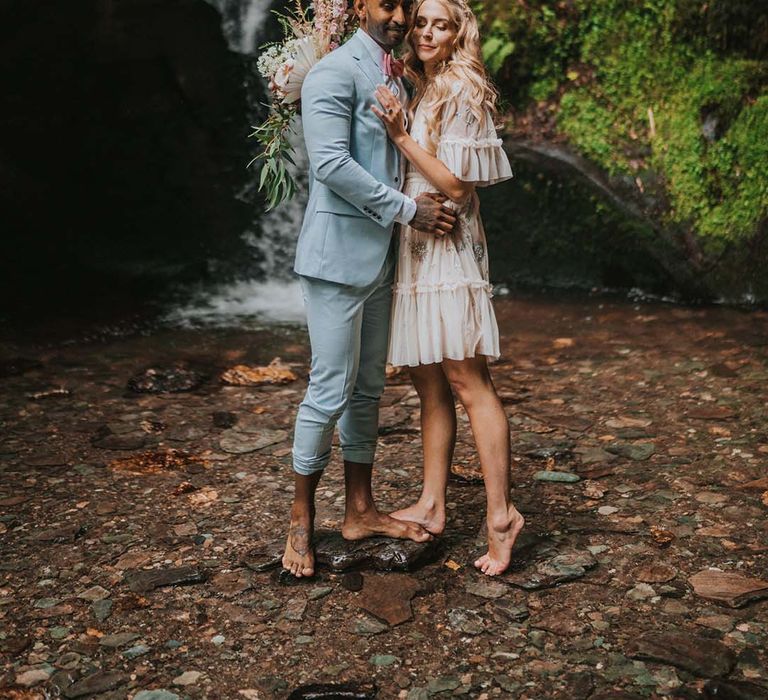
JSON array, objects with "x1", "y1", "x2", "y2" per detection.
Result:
[{"x1": 395, "y1": 177, "x2": 399, "y2": 183}]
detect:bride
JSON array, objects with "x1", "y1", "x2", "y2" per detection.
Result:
[{"x1": 373, "y1": 0, "x2": 524, "y2": 575}]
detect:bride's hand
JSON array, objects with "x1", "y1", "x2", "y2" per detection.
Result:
[{"x1": 371, "y1": 85, "x2": 407, "y2": 144}]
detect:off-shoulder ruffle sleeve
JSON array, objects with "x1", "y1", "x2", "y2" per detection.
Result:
[{"x1": 436, "y1": 96, "x2": 513, "y2": 187}]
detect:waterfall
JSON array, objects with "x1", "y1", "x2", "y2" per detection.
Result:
[{"x1": 168, "y1": 0, "x2": 307, "y2": 327}]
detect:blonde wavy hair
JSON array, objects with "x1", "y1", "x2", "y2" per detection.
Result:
[{"x1": 403, "y1": 0, "x2": 499, "y2": 152}]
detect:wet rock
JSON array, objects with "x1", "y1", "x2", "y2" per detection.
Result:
[
  {"x1": 99, "y1": 631, "x2": 140, "y2": 647},
  {"x1": 127, "y1": 366, "x2": 207, "y2": 393},
  {"x1": 351, "y1": 616, "x2": 388, "y2": 636},
  {"x1": 342, "y1": 572, "x2": 364, "y2": 592},
  {"x1": 448, "y1": 608, "x2": 485, "y2": 635},
  {"x1": 92, "y1": 425, "x2": 150, "y2": 450},
  {"x1": 636, "y1": 562, "x2": 677, "y2": 583},
  {"x1": 688, "y1": 406, "x2": 736, "y2": 420},
  {"x1": 358, "y1": 574, "x2": 419, "y2": 626},
  {"x1": 123, "y1": 643, "x2": 151, "y2": 659},
  {"x1": 605, "y1": 442, "x2": 656, "y2": 461},
  {"x1": 287, "y1": 682, "x2": 378, "y2": 699},
  {"x1": 577, "y1": 463, "x2": 618, "y2": 479},
  {"x1": 15, "y1": 667, "x2": 53, "y2": 687},
  {"x1": 465, "y1": 577, "x2": 508, "y2": 599},
  {"x1": 133, "y1": 691, "x2": 182, "y2": 700},
  {"x1": 531, "y1": 609, "x2": 589, "y2": 636},
  {"x1": 524, "y1": 444, "x2": 574, "y2": 460},
  {"x1": 282, "y1": 597, "x2": 307, "y2": 621},
  {"x1": 124, "y1": 566, "x2": 207, "y2": 593},
  {"x1": 219, "y1": 428, "x2": 288, "y2": 454},
  {"x1": 24, "y1": 451, "x2": 69, "y2": 466},
  {"x1": 77, "y1": 585, "x2": 110, "y2": 601},
  {"x1": 504, "y1": 550, "x2": 597, "y2": 590},
  {"x1": 212, "y1": 411, "x2": 238, "y2": 429},
  {"x1": 308, "y1": 585, "x2": 332, "y2": 600},
  {"x1": 694, "y1": 613, "x2": 736, "y2": 633},
  {"x1": 703, "y1": 679, "x2": 768, "y2": 699},
  {"x1": 1, "y1": 635, "x2": 32, "y2": 655},
  {"x1": 689, "y1": 570, "x2": 768, "y2": 608},
  {"x1": 63, "y1": 670, "x2": 128, "y2": 698},
  {"x1": 626, "y1": 632, "x2": 736, "y2": 677},
  {"x1": 172, "y1": 670, "x2": 203, "y2": 686},
  {"x1": 489, "y1": 599, "x2": 529, "y2": 622},
  {"x1": 533, "y1": 470, "x2": 580, "y2": 483},
  {"x1": 370, "y1": 654, "x2": 398, "y2": 666},
  {"x1": 211, "y1": 570, "x2": 252, "y2": 596},
  {"x1": 626, "y1": 583, "x2": 657, "y2": 601},
  {"x1": 574, "y1": 447, "x2": 618, "y2": 465},
  {"x1": 244, "y1": 529, "x2": 440, "y2": 573},
  {"x1": 275, "y1": 568, "x2": 315, "y2": 586},
  {"x1": 31, "y1": 524, "x2": 86, "y2": 543},
  {"x1": 427, "y1": 677, "x2": 460, "y2": 694}
]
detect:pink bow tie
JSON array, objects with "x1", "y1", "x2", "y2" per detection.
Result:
[{"x1": 382, "y1": 52, "x2": 405, "y2": 79}]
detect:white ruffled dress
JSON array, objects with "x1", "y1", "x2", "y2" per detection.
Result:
[{"x1": 387, "y1": 93, "x2": 513, "y2": 367}]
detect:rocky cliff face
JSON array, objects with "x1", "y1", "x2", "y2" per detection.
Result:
[{"x1": 0, "y1": 0, "x2": 253, "y2": 314}]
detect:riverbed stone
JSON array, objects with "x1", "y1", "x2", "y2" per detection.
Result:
[{"x1": 626, "y1": 632, "x2": 736, "y2": 677}]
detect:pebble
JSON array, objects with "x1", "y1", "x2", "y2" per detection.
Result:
[
  {"x1": 15, "y1": 667, "x2": 53, "y2": 687},
  {"x1": 77, "y1": 585, "x2": 110, "y2": 601},
  {"x1": 133, "y1": 691, "x2": 181, "y2": 700},
  {"x1": 370, "y1": 654, "x2": 398, "y2": 666},
  {"x1": 533, "y1": 470, "x2": 581, "y2": 483},
  {"x1": 598, "y1": 506, "x2": 619, "y2": 515},
  {"x1": 99, "y1": 631, "x2": 140, "y2": 647},
  {"x1": 308, "y1": 586, "x2": 333, "y2": 601},
  {"x1": 173, "y1": 670, "x2": 203, "y2": 686},
  {"x1": 92, "y1": 599, "x2": 113, "y2": 622},
  {"x1": 626, "y1": 583, "x2": 657, "y2": 600},
  {"x1": 123, "y1": 643, "x2": 151, "y2": 659}
]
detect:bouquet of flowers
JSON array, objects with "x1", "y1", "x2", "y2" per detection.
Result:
[{"x1": 249, "y1": 0, "x2": 354, "y2": 210}]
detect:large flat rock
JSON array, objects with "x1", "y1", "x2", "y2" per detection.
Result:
[
  {"x1": 243, "y1": 529, "x2": 441, "y2": 573},
  {"x1": 625, "y1": 631, "x2": 736, "y2": 677}
]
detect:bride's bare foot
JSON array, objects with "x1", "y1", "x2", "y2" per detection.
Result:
[
  {"x1": 342, "y1": 506, "x2": 433, "y2": 543},
  {"x1": 282, "y1": 508, "x2": 315, "y2": 578},
  {"x1": 474, "y1": 505, "x2": 525, "y2": 576},
  {"x1": 390, "y1": 499, "x2": 446, "y2": 536}
]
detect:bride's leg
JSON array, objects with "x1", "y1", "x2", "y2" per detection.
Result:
[
  {"x1": 390, "y1": 362, "x2": 455, "y2": 535},
  {"x1": 442, "y1": 355, "x2": 524, "y2": 575}
]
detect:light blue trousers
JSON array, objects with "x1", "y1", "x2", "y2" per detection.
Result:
[{"x1": 292, "y1": 250, "x2": 394, "y2": 475}]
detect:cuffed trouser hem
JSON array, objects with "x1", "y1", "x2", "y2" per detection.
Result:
[
  {"x1": 340, "y1": 447, "x2": 376, "y2": 465},
  {"x1": 292, "y1": 451, "x2": 330, "y2": 476}
]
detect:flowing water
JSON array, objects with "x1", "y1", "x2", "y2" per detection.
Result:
[{"x1": 167, "y1": 0, "x2": 308, "y2": 328}]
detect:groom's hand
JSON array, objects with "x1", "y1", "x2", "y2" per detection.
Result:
[{"x1": 411, "y1": 193, "x2": 456, "y2": 237}]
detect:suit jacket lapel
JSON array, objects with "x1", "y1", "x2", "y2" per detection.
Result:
[{"x1": 349, "y1": 33, "x2": 385, "y2": 90}]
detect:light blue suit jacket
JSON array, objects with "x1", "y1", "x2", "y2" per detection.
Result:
[{"x1": 294, "y1": 31, "x2": 409, "y2": 287}]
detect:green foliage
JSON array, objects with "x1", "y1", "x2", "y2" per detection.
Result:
[
  {"x1": 476, "y1": 0, "x2": 768, "y2": 248},
  {"x1": 248, "y1": 104, "x2": 297, "y2": 211}
]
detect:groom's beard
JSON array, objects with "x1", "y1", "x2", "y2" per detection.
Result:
[{"x1": 365, "y1": 22, "x2": 407, "y2": 50}]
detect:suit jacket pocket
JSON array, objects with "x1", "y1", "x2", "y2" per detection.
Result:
[{"x1": 315, "y1": 191, "x2": 367, "y2": 218}]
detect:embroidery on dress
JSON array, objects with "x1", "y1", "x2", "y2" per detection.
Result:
[
  {"x1": 473, "y1": 243, "x2": 485, "y2": 263},
  {"x1": 410, "y1": 240, "x2": 427, "y2": 261}
]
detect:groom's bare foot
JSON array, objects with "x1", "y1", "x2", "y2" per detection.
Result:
[
  {"x1": 474, "y1": 505, "x2": 525, "y2": 576},
  {"x1": 390, "y1": 499, "x2": 446, "y2": 536},
  {"x1": 282, "y1": 508, "x2": 315, "y2": 578},
  {"x1": 342, "y1": 506, "x2": 433, "y2": 543}
]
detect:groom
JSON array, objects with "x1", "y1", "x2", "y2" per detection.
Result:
[{"x1": 283, "y1": 0, "x2": 457, "y2": 577}]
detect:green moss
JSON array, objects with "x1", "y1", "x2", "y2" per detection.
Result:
[{"x1": 480, "y1": 0, "x2": 768, "y2": 248}]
